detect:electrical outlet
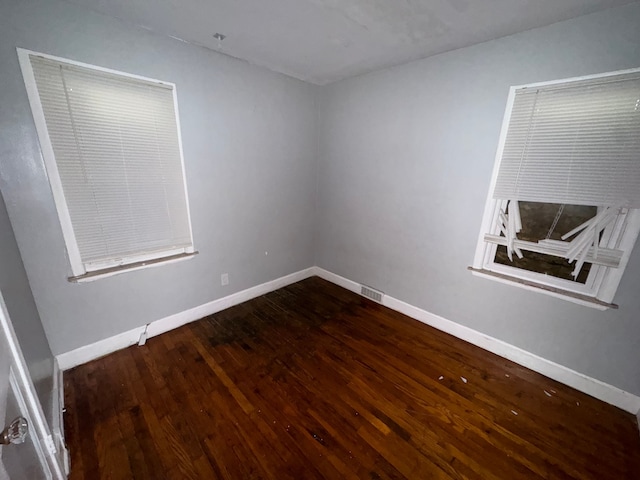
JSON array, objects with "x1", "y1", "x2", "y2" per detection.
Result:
[{"x1": 221, "y1": 273, "x2": 229, "y2": 286}]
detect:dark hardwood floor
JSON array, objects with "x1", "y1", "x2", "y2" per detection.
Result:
[{"x1": 63, "y1": 277, "x2": 640, "y2": 479}]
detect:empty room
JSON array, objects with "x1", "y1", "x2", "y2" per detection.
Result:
[{"x1": 1, "y1": 0, "x2": 640, "y2": 478}]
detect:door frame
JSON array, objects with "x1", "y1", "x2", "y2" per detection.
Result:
[{"x1": 0, "y1": 292, "x2": 66, "y2": 479}]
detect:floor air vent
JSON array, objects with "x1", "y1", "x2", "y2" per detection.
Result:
[{"x1": 360, "y1": 285, "x2": 383, "y2": 303}]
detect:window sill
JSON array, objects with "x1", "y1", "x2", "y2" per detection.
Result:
[
  {"x1": 467, "y1": 266, "x2": 617, "y2": 311},
  {"x1": 68, "y1": 251, "x2": 198, "y2": 283}
]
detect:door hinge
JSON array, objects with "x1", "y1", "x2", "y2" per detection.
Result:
[{"x1": 44, "y1": 434, "x2": 57, "y2": 455}]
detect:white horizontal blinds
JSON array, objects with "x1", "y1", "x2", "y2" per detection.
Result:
[
  {"x1": 30, "y1": 55, "x2": 192, "y2": 269},
  {"x1": 493, "y1": 72, "x2": 640, "y2": 207}
]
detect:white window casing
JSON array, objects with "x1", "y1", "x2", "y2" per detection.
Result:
[
  {"x1": 17, "y1": 49, "x2": 195, "y2": 281},
  {"x1": 472, "y1": 68, "x2": 640, "y2": 309}
]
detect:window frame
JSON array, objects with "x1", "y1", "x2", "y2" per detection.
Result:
[
  {"x1": 17, "y1": 48, "x2": 196, "y2": 282},
  {"x1": 472, "y1": 68, "x2": 640, "y2": 309}
]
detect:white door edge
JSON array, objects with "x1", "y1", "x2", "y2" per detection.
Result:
[{"x1": 0, "y1": 293, "x2": 66, "y2": 479}]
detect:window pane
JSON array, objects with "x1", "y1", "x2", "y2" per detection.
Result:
[{"x1": 494, "y1": 202, "x2": 597, "y2": 284}]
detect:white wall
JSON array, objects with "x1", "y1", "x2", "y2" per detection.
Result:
[
  {"x1": 316, "y1": 3, "x2": 640, "y2": 396},
  {"x1": 0, "y1": 0, "x2": 318, "y2": 355}
]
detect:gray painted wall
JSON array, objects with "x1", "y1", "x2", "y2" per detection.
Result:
[
  {"x1": 316, "y1": 3, "x2": 640, "y2": 396},
  {"x1": 0, "y1": 192, "x2": 54, "y2": 428},
  {"x1": 0, "y1": 0, "x2": 318, "y2": 355}
]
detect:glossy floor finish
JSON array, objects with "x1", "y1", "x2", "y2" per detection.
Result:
[{"x1": 63, "y1": 277, "x2": 640, "y2": 479}]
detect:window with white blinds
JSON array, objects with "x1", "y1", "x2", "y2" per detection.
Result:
[
  {"x1": 19, "y1": 50, "x2": 195, "y2": 280},
  {"x1": 473, "y1": 68, "x2": 640, "y2": 308},
  {"x1": 493, "y1": 72, "x2": 640, "y2": 208}
]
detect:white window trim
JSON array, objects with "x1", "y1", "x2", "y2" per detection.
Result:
[
  {"x1": 69, "y1": 251, "x2": 197, "y2": 283},
  {"x1": 472, "y1": 68, "x2": 640, "y2": 310},
  {"x1": 17, "y1": 48, "x2": 196, "y2": 280}
]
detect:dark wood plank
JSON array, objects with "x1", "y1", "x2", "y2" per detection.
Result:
[{"x1": 64, "y1": 277, "x2": 640, "y2": 479}]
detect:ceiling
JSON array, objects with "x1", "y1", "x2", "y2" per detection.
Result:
[{"x1": 68, "y1": 0, "x2": 635, "y2": 85}]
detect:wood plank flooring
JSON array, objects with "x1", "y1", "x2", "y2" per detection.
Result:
[{"x1": 63, "y1": 277, "x2": 640, "y2": 479}]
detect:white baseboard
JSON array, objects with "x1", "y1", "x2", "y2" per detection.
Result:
[
  {"x1": 56, "y1": 324, "x2": 146, "y2": 371},
  {"x1": 313, "y1": 267, "x2": 640, "y2": 415},
  {"x1": 145, "y1": 267, "x2": 315, "y2": 338},
  {"x1": 56, "y1": 267, "x2": 315, "y2": 370},
  {"x1": 55, "y1": 265, "x2": 640, "y2": 415}
]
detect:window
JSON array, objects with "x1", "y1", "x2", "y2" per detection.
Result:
[
  {"x1": 472, "y1": 68, "x2": 640, "y2": 309},
  {"x1": 18, "y1": 49, "x2": 195, "y2": 281}
]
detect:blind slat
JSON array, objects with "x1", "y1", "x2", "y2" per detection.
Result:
[{"x1": 493, "y1": 72, "x2": 640, "y2": 207}]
